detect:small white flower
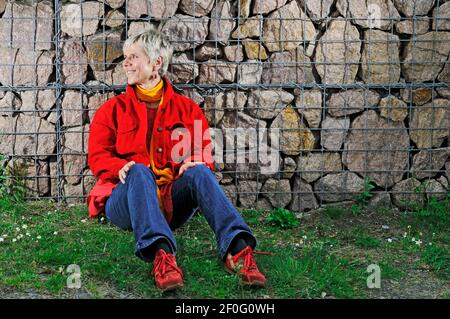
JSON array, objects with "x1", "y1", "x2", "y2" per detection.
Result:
[
  {"x1": 100, "y1": 217, "x2": 105, "y2": 222},
  {"x1": 0, "y1": 238, "x2": 4, "y2": 243},
  {"x1": 330, "y1": 244, "x2": 333, "y2": 247},
  {"x1": 321, "y1": 292, "x2": 327, "y2": 298},
  {"x1": 81, "y1": 219, "x2": 87, "y2": 223},
  {"x1": 53, "y1": 231, "x2": 58, "y2": 236},
  {"x1": 419, "y1": 232, "x2": 423, "y2": 236},
  {"x1": 302, "y1": 235, "x2": 308, "y2": 240},
  {"x1": 407, "y1": 225, "x2": 411, "y2": 229},
  {"x1": 22, "y1": 225, "x2": 27, "y2": 229},
  {"x1": 415, "y1": 240, "x2": 422, "y2": 246},
  {"x1": 299, "y1": 239, "x2": 304, "y2": 245},
  {"x1": 412, "y1": 237, "x2": 416, "y2": 242},
  {"x1": 15, "y1": 227, "x2": 20, "y2": 232},
  {"x1": 2, "y1": 234, "x2": 7, "y2": 238},
  {"x1": 26, "y1": 232, "x2": 31, "y2": 237},
  {"x1": 403, "y1": 232, "x2": 408, "y2": 238},
  {"x1": 387, "y1": 238, "x2": 392, "y2": 243},
  {"x1": 12, "y1": 238, "x2": 17, "y2": 243},
  {"x1": 428, "y1": 243, "x2": 432, "y2": 246},
  {"x1": 37, "y1": 236, "x2": 42, "y2": 240}
]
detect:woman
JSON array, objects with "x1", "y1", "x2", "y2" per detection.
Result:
[{"x1": 87, "y1": 28, "x2": 268, "y2": 292}]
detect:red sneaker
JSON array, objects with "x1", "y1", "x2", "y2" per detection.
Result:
[
  {"x1": 224, "y1": 246, "x2": 271, "y2": 286},
  {"x1": 151, "y1": 249, "x2": 184, "y2": 291}
]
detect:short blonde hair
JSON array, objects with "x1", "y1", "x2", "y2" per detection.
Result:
[{"x1": 123, "y1": 27, "x2": 173, "y2": 77}]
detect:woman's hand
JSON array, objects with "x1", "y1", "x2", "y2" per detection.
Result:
[
  {"x1": 119, "y1": 161, "x2": 136, "y2": 184},
  {"x1": 178, "y1": 161, "x2": 205, "y2": 177}
]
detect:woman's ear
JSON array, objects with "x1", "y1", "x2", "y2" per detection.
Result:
[{"x1": 152, "y1": 56, "x2": 163, "y2": 73}]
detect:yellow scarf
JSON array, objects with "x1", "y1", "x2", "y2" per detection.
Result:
[{"x1": 134, "y1": 79, "x2": 174, "y2": 213}]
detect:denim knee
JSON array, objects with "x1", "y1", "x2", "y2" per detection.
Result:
[
  {"x1": 127, "y1": 163, "x2": 156, "y2": 181},
  {"x1": 183, "y1": 164, "x2": 213, "y2": 180}
]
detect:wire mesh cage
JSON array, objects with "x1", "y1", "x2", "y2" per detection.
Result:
[{"x1": 0, "y1": 0, "x2": 448, "y2": 213}]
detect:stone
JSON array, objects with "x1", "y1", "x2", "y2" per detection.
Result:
[
  {"x1": 368, "y1": 192, "x2": 392, "y2": 208},
  {"x1": 93, "y1": 63, "x2": 127, "y2": 86},
  {"x1": 222, "y1": 91, "x2": 247, "y2": 111},
  {"x1": 61, "y1": 2, "x2": 104, "y2": 38},
  {"x1": 0, "y1": 115, "x2": 15, "y2": 155},
  {"x1": 181, "y1": 89, "x2": 205, "y2": 106},
  {"x1": 328, "y1": 89, "x2": 381, "y2": 117},
  {"x1": 239, "y1": 0, "x2": 252, "y2": 18},
  {"x1": 103, "y1": 10, "x2": 125, "y2": 28},
  {"x1": 198, "y1": 60, "x2": 236, "y2": 83},
  {"x1": 296, "y1": 152, "x2": 342, "y2": 183},
  {"x1": 436, "y1": 88, "x2": 450, "y2": 99},
  {"x1": 85, "y1": 31, "x2": 122, "y2": 72},
  {"x1": 361, "y1": 30, "x2": 401, "y2": 84},
  {"x1": 314, "y1": 172, "x2": 365, "y2": 203},
  {"x1": 222, "y1": 184, "x2": 238, "y2": 206},
  {"x1": 61, "y1": 38, "x2": 88, "y2": 85},
  {"x1": 343, "y1": 110, "x2": 409, "y2": 188},
  {"x1": 160, "y1": 14, "x2": 209, "y2": 52},
  {"x1": 253, "y1": 0, "x2": 287, "y2": 15},
  {"x1": 209, "y1": 0, "x2": 235, "y2": 45},
  {"x1": 237, "y1": 61, "x2": 263, "y2": 85},
  {"x1": 401, "y1": 88, "x2": 433, "y2": 106},
  {"x1": 295, "y1": 90, "x2": 322, "y2": 128},
  {"x1": 438, "y1": 61, "x2": 450, "y2": 82},
  {"x1": 0, "y1": 48, "x2": 54, "y2": 86},
  {"x1": 256, "y1": 198, "x2": 273, "y2": 211},
  {"x1": 410, "y1": 99, "x2": 449, "y2": 148},
  {"x1": 105, "y1": 0, "x2": 125, "y2": 9},
  {"x1": 395, "y1": 18, "x2": 430, "y2": 35},
  {"x1": 63, "y1": 152, "x2": 87, "y2": 185},
  {"x1": 261, "y1": 179, "x2": 292, "y2": 208},
  {"x1": 393, "y1": 0, "x2": 436, "y2": 17},
  {"x1": 237, "y1": 180, "x2": 262, "y2": 208},
  {"x1": 403, "y1": 32, "x2": 450, "y2": 82},
  {"x1": 263, "y1": 1, "x2": 316, "y2": 52},
  {"x1": 321, "y1": 116, "x2": 350, "y2": 151},
  {"x1": 194, "y1": 44, "x2": 222, "y2": 62},
  {"x1": 391, "y1": 178, "x2": 424, "y2": 210},
  {"x1": 88, "y1": 92, "x2": 115, "y2": 123},
  {"x1": 20, "y1": 90, "x2": 56, "y2": 118},
  {"x1": 223, "y1": 45, "x2": 244, "y2": 62},
  {"x1": 379, "y1": 95, "x2": 408, "y2": 122},
  {"x1": 270, "y1": 106, "x2": 315, "y2": 156},
  {"x1": 281, "y1": 157, "x2": 296, "y2": 179},
  {"x1": 0, "y1": 0, "x2": 5, "y2": 15},
  {"x1": 168, "y1": 53, "x2": 199, "y2": 83},
  {"x1": 64, "y1": 125, "x2": 90, "y2": 154},
  {"x1": 243, "y1": 40, "x2": 268, "y2": 60},
  {"x1": 0, "y1": 92, "x2": 21, "y2": 117},
  {"x1": 14, "y1": 115, "x2": 55, "y2": 159},
  {"x1": 220, "y1": 111, "x2": 266, "y2": 139},
  {"x1": 128, "y1": 0, "x2": 180, "y2": 19},
  {"x1": 62, "y1": 91, "x2": 88, "y2": 128},
  {"x1": 290, "y1": 176, "x2": 319, "y2": 212},
  {"x1": 203, "y1": 94, "x2": 226, "y2": 125},
  {"x1": 7, "y1": 158, "x2": 50, "y2": 196},
  {"x1": 179, "y1": 0, "x2": 215, "y2": 17},
  {"x1": 0, "y1": 1, "x2": 53, "y2": 51},
  {"x1": 262, "y1": 48, "x2": 315, "y2": 84},
  {"x1": 433, "y1": 2, "x2": 450, "y2": 31},
  {"x1": 411, "y1": 148, "x2": 450, "y2": 179},
  {"x1": 424, "y1": 179, "x2": 448, "y2": 201},
  {"x1": 315, "y1": 18, "x2": 361, "y2": 84},
  {"x1": 246, "y1": 89, "x2": 294, "y2": 120},
  {"x1": 298, "y1": 0, "x2": 334, "y2": 22},
  {"x1": 438, "y1": 176, "x2": 448, "y2": 189},
  {"x1": 128, "y1": 22, "x2": 155, "y2": 37},
  {"x1": 231, "y1": 15, "x2": 263, "y2": 39},
  {"x1": 337, "y1": 0, "x2": 400, "y2": 30}
]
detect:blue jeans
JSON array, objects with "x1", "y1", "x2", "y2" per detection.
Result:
[{"x1": 104, "y1": 163, "x2": 256, "y2": 262}]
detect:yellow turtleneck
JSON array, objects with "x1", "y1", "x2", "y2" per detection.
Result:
[{"x1": 133, "y1": 79, "x2": 173, "y2": 214}]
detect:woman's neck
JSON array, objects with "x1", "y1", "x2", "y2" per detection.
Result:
[{"x1": 139, "y1": 75, "x2": 162, "y2": 90}]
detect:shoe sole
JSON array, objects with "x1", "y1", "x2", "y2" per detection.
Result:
[{"x1": 223, "y1": 265, "x2": 266, "y2": 287}]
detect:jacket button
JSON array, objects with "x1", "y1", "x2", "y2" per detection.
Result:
[
  {"x1": 157, "y1": 127, "x2": 163, "y2": 132},
  {"x1": 157, "y1": 147, "x2": 162, "y2": 153}
]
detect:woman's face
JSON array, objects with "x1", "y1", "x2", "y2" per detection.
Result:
[{"x1": 122, "y1": 43, "x2": 159, "y2": 86}]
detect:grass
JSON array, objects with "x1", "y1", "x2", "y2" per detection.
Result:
[{"x1": 0, "y1": 186, "x2": 448, "y2": 298}]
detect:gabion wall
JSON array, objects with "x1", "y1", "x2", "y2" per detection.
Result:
[{"x1": 0, "y1": 0, "x2": 449, "y2": 213}]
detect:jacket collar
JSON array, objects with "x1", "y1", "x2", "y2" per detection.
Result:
[{"x1": 125, "y1": 76, "x2": 174, "y2": 110}]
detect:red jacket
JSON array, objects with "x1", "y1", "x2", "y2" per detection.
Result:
[{"x1": 87, "y1": 77, "x2": 214, "y2": 222}]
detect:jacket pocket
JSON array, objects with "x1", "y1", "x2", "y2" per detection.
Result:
[{"x1": 116, "y1": 126, "x2": 139, "y2": 155}]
